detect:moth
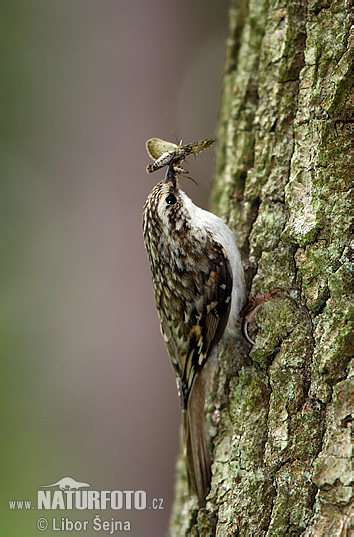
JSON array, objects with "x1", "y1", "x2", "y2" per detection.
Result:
[{"x1": 146, "y1": 137, "x2": 215, "y2": 175}]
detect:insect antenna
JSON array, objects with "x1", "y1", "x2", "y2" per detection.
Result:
[
  {"x1": 170, "y1": 130, "x2": 182, "y2": 147},
  {"x1": 182, "y1": 174, "x2": 198, "y2": 187}
]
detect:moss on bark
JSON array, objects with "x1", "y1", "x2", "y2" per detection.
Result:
[{"x1": 169, "y1": 0, "x2": 351, "y2": 534}]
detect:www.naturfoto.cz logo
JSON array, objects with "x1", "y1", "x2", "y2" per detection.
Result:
[
  {"x1": 37, "y1": 477, "x2": 147, "y2": 510},
  {"x1": 9, "y1": 476, "x2": 156, "y2": 511},
  {"x1": 8, "y1": 476, "x2": 164, "y2": 533}
]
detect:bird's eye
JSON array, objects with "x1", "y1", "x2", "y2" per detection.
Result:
[{"x1": 166, "y1": 194, "x2": 177, "y2": 205}]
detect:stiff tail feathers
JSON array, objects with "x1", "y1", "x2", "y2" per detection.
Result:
[{"x1": 183, "y1": 373, "x2": 211, "y2": 505}]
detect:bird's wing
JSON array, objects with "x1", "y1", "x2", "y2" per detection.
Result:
[{"x1": 159, "y1": 239, "x2": 233, "y2": 408}]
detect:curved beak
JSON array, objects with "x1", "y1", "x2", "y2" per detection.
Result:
[{"x1": 164, "y1": 161, "x2": 178, "y2": 188}]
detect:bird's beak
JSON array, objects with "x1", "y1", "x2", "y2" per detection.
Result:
[{"x1": 164, "y1": 162, "x2": 178, "y2": 188}]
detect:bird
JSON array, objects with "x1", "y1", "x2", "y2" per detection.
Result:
[{"x1": 142, "y1": 147, "x2": 245, "y2": 505}]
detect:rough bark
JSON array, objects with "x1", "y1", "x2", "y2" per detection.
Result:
[{"x1": 169, "y1": 0, "x2": 351, "y2": 535}]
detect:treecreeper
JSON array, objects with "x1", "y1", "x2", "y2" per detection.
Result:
[{"x1": 142, "y1": 137, "x2": 245, "y2": 505}]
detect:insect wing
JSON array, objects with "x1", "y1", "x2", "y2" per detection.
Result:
[
  {"x1": 189, "y1": 139, "x2": 215, "y2": 155},
  {"x1": 146, "y1": 138, "x2": 178, "y2": 160}
]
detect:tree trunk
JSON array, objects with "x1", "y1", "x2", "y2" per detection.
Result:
[{"x1": 169, "y1": 0, "x2": 351, "y2": 535}]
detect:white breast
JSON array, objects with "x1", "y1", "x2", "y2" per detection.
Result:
[{"x1": 180, "y1": 191, "x2": 245, "y2": 339}]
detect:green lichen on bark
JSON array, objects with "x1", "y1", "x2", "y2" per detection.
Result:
[{"x1": 169, "y1": 0, "x2": 351, "y2": 535}]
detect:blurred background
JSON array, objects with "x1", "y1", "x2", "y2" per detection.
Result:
[{"x1": 1, "y1": 1, "x2": 229, "y2": 534}]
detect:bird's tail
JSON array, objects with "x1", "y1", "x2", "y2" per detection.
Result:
[{"x1": 182, "y1": 373, "x2": 211, "y2": 505}]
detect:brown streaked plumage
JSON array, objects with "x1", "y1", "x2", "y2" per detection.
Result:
[{"x1": 142, "y1": 151, "x2": 245, "y2": 505}]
